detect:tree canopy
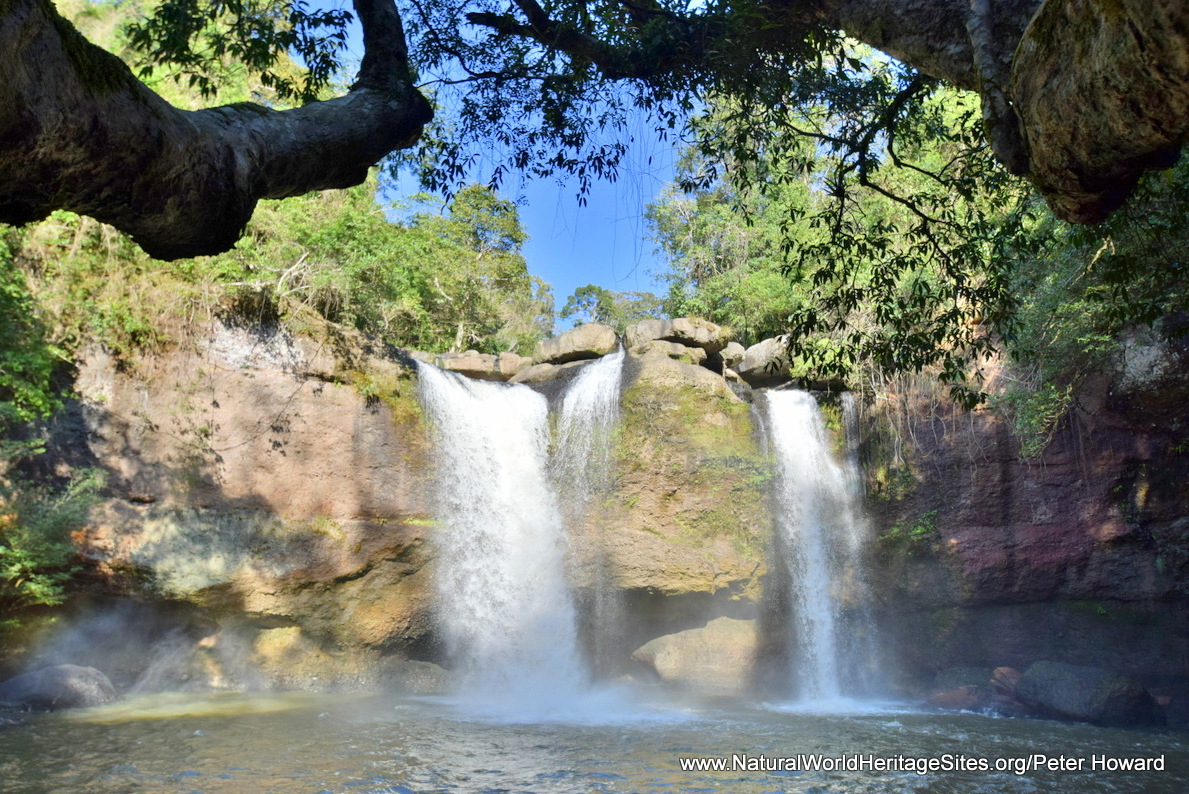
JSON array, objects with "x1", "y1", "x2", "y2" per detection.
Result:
[
  {"x1": 559, "y1": 284, "x2": 663, "y2": 332},
  {"x1": 2, "y1": 0, "x2": 1188, "y2": 261},
  {"x1": 648, "y1": 90, "x2": 1189, "y2": 407},
  {"x1": 2, "y1": 0, "x2": 1189, "y2": 408}
]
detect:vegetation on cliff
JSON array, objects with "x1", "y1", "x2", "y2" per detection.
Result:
[{"x1": 647, "y1": 100, "x2": 1189, "y2": 436}]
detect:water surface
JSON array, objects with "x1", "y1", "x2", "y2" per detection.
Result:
[{"x1": 1, "y1": 691, "x2": 1183, "y2": 794}]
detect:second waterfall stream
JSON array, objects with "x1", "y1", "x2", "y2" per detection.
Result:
[{"x1": 762, "y1": 389, "x2": 881, "y2": 705}]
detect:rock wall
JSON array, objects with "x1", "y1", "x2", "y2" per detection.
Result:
[
  {"x1": 20, "y1": 319, "x2": 435, "y2": 686},
  {"x1": 867, "y1": 339, "x2": 1189, "y2": 717},
  {"x1": 32, "y1": 317, "x2": 773, "y2": 693},
  {"x1": 29, "y1": 313, "x2": 1189, "y2": 713}
]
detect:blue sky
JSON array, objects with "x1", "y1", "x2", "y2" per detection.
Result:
[
  {"x1": 507, "y1": 132, "x2": 678, "y2": 325},
  {"x1": 387, "y1": 118, "x2": 681, "y2": 329},
  {"x1": 390, "y1": 136, "x2": 678, "y2": 328},
  {"x1": 331, "y1": 5, "x2": 682, "y2": 327}
]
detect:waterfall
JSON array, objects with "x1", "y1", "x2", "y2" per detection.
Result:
[
  {"x1": 763, "y1": 389, "x2": 879, "y2": 703},
  {"x1": 417, "y1": 364, "x2": 585, "y2": 713},
  {"x1": 553, "y1": 348, "x2": 624, "y2": 496},
  {"x1": 552, "y1": 349, "x2": 626, "y2": 678}
]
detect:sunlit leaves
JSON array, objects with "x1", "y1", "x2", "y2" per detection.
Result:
[
  {"x1": 650, "y1": 73, "x2": 1033, "y2": 405},
  {"x1": 0, "y1": 235, "x2": 65, "y2": 428},
  {"x1": 126, "y1": 0, "x2": 352, "y2": 103}
]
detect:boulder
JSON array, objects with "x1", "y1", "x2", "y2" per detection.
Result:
[
  {"x1": 496, "y1": 352, "x2": 533, "y2": 379},
  {"x1": 630, "y1": 617, "x2": 758, "y2": 695},
  {"x1": 635, "y1": 339, "x2": 707, "y2": 366},
  {"x1": 403, "y1": 349, "x2": 436, "y2": 365},
  {"x1": 934, "y1": 666, "x2": 994, "y2": 691},
  {"x1": 624, "y1": 319, "x2": 667, "y2": 351},
  {"x1": 737, "y1": 337, "x2": 790, "y2": 386},
  {"x1": 630, "y1": 348, "x2": 741, "y2": 400},
  {"x1": 1015, "y1": 661, "x2": 1165, "y2": 727},
  {"x1": 509, "y1": 359, "x2": 592, "y2": 384},
  {"x1": 661, "y1": 318, "x2": 730, "y2": 355},
  {"x1": 719, "y1": 341, "x2": 745, "y2": 369},
  {"x1": 926, "y1": 686, "x2": 992, "y2": 711},
  {"x1": 926, "y1": 667, "x2": 999, "y2": 712},
  {"x1": 510, "y1": 362, "x2": 559, "y2": 383},
  {"x1": 434, "y1": 351, "x2": 532, "y2": 381},
  {"x1": 532, "y1": 323, "x2": 618, "y2": 365},
  {"x1": 436, "y1": 351, "x2": 501, "y2": 381},
  {"x1": 992, "y1": 666, "x2": 1023, "y2": 696},
  {"x1": 0, "y1": 665, "x2": 118, "y2": 710},
  {"x1": 624, "y1": 318, "x2": 729, "y2": 355}
]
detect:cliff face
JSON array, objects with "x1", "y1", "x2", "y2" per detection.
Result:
[
  {"x1": 31, "y1": 316, "x2": 1189, "y2": 706},
  {"x1": 45, "y1": 319, "x2": 771, "y2": 690},
  {"x1": 870, "y1": 335, "x2": 1189, "y2": 707},
  {"x1": 51, "y1": 320, "x2": 437, "y2": 683}
]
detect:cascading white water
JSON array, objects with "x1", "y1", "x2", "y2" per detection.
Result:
[
  {"x1": 551, "y1": 349, "x2": 626, "y2": 678},
  {"x1": 764, "y1": 389, "x2": 878, "y2": 703},
  {"x1": 553, "y1": 348, "x2": 624, "y2": 495},
  {"x1": 417, "y1": 364, "x2": 585, "y2": 714}
]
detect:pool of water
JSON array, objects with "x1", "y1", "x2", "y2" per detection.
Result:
[{"x1": 0, "y1": 689, "x2": 1184, "y2": 793}]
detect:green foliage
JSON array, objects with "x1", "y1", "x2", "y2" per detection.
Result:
[
  {"x1": 0, "y1": 233, "x2": 66, "y2": 428},
  {"x1": 125, "y1": 0, "x2": 351, "y2": 103},
  {"x1": 651, "y1": 78, "x2": 1189, "y2": 417},
  {"x1": 992, "y1": 157, "x2": 1189, "y2": 456},
  {"x1": 994, "y1": 382, "x2": 1073, "y2": 459},
  {"x1": 559, "y1": 284, "x2": 663, "y2": 332},
  {"x1": 647, "y1": 159, "x2": 810, "y2": 344},
  {"x1": 648, "y1": 84, "x2": 1026, "y2": 400},
  {"x1": 398, "y1": 0, "x2": 843, "y2": 199},
  {"x1": 19, "y1": 210, "x2": 194, "y2": 357},
  {"x1": 0, "y1": 467, "x2": 103, "y2": 629},
  {"x1": 880, "y1": 509, "x2": 937, "y2": 549},
  {"x1": 252, "y1": 181, "x2": 550, "y2": 355},
  {"x1": 12, "y1": 181, "x2": 551, "y2": 359}
]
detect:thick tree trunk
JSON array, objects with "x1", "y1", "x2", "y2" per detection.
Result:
[{"x1": 0, "y1": 0, "x2": 431, "y2": 260}]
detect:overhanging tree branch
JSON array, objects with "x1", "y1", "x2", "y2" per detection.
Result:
[
  {"x1": 0, "y1": 0, "x2": 432, "y2": 260},
  {"x1": 466, "y1": 0, "x2": 1189, "y2": 226}
]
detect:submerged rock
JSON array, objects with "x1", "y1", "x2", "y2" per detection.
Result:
[
  {"x1": 0, "y1": 664, "x2": 117, "y2": 710},
  {"x1": 1015, "y1": 661, "x2": 1165, "y2": 727}
]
